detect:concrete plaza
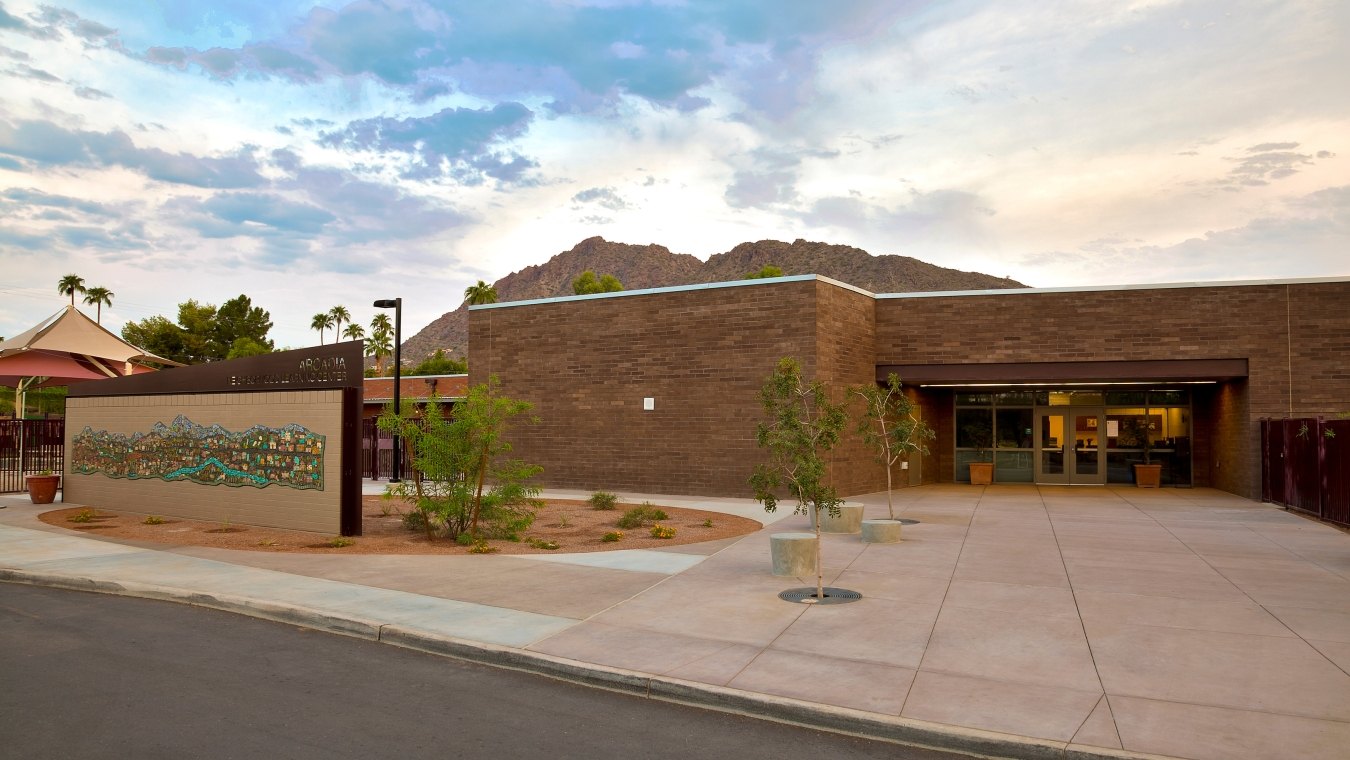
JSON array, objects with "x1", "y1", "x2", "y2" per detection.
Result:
[{"x1": 2, "y1": 483, "x2": 1348, "y2": 760}]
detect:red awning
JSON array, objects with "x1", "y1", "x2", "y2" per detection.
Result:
[{"x1": 0, "y1": 350, "x2": 114, "y2": 387}]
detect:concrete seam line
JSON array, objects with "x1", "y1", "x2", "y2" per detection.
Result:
[
  {"x1": 378, "y1": 624, "x2": 653, "y2": 697},
  {"x1": 0, "y1": 572, "x2": 383, "y2": 641}
]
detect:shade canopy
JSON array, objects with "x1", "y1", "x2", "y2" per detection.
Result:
[{"x1": 0, "y1": 305, "x2": 182, "y2": 389}]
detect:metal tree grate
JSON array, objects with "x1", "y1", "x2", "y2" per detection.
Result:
[{"x1": 778, "y1": 587, "x2": 863, "y2": 605}]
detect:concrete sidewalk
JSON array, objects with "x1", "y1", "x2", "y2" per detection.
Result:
[{"x1": 3, "y1": 484, "x2": 1349, "y2": 760}]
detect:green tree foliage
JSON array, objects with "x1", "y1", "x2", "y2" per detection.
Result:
[
  {"x1": 850, "y1": 373, "x2": 935, "y2": 520},
  {"x1": 379, "y1": 378, "x2": 542, "y2": 541},
  {"x1": 57, "y1": 274, "x2": 85, "y2": 305},
  {"x1": 745, "y1": 265, "x2": 784, "y2": 279},
  {"x1": 749, "y1": 356, "x2": 847, "y2": 600},
  {"x1": 120, "y1": 295, "x2": 274, "y2": 364},
  {"x1": 328, "y1": 305, "x2": 351, "y2": 339},
  {"x1": 464, "y1": 280, "x2": 499, "y2": 305},
  {"x1": 82, "y1": 286, "x2": 114, "y2": 323},
  {"x1": 572, "y1": 270, "x2": 624, "y2": 295},
  {"x1": 310, "y1": 312, "x2": 334, "y2": 345},
  {"x1": 410, "y1": 349, "x2": 467, "y2": 375},
  {"x1": 343, "y1": 323, "x2": 366, "y2": 341},
  {"x1": 369, "y1": 313, "x2": 393, "y2": 374}
]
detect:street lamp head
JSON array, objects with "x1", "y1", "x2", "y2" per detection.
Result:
[{"x1": 373, "y1": 299, "x2": 398, "y2": 308}]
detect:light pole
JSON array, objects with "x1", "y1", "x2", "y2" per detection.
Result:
[{"x1": 373, "y1": 298, "x2": 402, "y2": 483}]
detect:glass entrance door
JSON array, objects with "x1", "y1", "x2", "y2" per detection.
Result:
[{"x1": 1035, "y1": 408, "x2": 1106, "y2": 485}]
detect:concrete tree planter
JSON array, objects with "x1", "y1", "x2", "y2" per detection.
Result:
[
  {"x1": 770, "y1": 532, "x2": 817, "y2": 576},
  {"x1": 25, "y1": 474, "x2": 60, "y2": 504},
  {"x1": 1134, "y1": 463, "x2": 1163, "y2": 488},
  {"x1": 861, "y1": 519, "x2": 903, "y2": 543},
  {"x1": 968, "y1": 461, "x2": 994, "y2": 486},
  {"x1": 816, "y1": 502, "x2": 864, "y2": 534}
]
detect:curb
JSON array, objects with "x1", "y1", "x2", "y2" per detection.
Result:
[{"x1": 1, "y1": 570, "x2": 1174, "y2": 760}]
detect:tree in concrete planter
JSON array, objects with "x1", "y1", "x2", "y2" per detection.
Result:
[
  {"x1": 379, "y1": 377, "x2": 542, "y2": 542},
  {"x1": 750, "y1": 357, "x2": 848, "y2": 601},
  {"x1": 850, "y1": 373, "x2": 935, "y2": 520}
]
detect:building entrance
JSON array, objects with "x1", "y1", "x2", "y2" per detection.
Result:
[{"x1": 1035, "y1": 408, "x2": 1106, "y2": 484}]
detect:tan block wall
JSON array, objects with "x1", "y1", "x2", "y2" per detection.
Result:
[
  {"x1": 64, "y1": 391, "x2": 344, "y2": 534},
  {"x1": 470, "y1": 280, "x2": 824, "y2": 497},
  {"x1": 875, "y1": 282, "x2": 1350, "y2": 498}
]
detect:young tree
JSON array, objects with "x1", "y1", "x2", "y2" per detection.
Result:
[
  {"x1": 82, "y1": 286, "x2": 114, "y2": 323},
  {"x1": 850, "y1": 373, "x2": 934, "y2": 520},
  {"x1": 464, "y1": 280, "x2": 499, "y2": 305},
  {"x1": 120, "y1": 295, "x2": 274, "y2": 364},
  {"x1": 745, "y1": 265, "x2": 784, "y2": 279},
  {"x1": 379, "y1": 378, "x2": 541, "y2": 541},
  {"x1": 57, "y1": 274, "x2": 85, "y2": 305},
  {"x1": 410, "y1": 349, "x2": 466, "y2": 375},
  {"x1": 215, "y1": 295, "x2": 274, "y2": 353},
  {"x1": 749, "y1": 357, "x2": 848, "y2": 601},
  {"x1": 310, "y1": 312, "x2": 334, "y2": 345},
  {"x1": 370, "y1": 313, "x2": 393, "y2": 374}
]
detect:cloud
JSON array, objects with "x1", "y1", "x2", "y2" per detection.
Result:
[
  {"x1": 1222, "y1": 143, "x2": 1329, "y2": 187},
  {"x1": 0, "y1": 119, "x2": 266, "y2": 188},
  {"x1": 724, "y1": 147, "x2": 838, "y2": 209},
  {"x1": 0, "y1": 187, "x2": 115, "y2": 217},
  {"x1": 200, "y1": 192, "x2": 337, "y2": 234},
  {"x1": 73, "y1": 85, "x2": 112, "y2": 99},
  {"x1": 322, "y1": 103, "x2": 535, "y2": 181},
  {"x1": 571, "y1": 186, "x2": 629, "y2": 211},
  {"x1": 8, "y1": 63, "x2": 61, "y2": 82},
  {"x1": 800, "y1": 189, "x2": 997, "y2": 243}
]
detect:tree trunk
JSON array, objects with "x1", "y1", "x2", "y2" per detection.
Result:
[
  {"x1": 814, "y1": 508, "x2": 824, "y2": 601},
  {"x1": 470, "y1": 448, "x2": 488, "y2": 536}
]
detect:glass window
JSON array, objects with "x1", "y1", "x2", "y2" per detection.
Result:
[
  {"x1": 1048, "y1": 391, "x2": 1072, "y2": 406},
  {"x1": 1105, "y1": 391, "x2": 1146, "y2": 405},
  {"x1": 995, "y1": 451, "x2": 1034, "y2": 482},
  {"x1": 996, "y1": 408, "x2": 1033, "y2": 449},
  {"x1": 1149, "y1": 390, "x2": 1187, "y2": 405},
  {"x1": 994, "y1": 392, "x2": 1035, "y2": 406},
  {"x1": 955, "y1": 393, "x2": 993, "y2": 406},
  {"x1": 955, "y1": 408, "x2": 993, "y2": 449},
  {"x1": 1069, "y1": 391, "x2": 1104, "y2": 405}
]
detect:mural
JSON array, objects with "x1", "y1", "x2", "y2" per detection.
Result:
[{"x1": 71, "y1": 415, "x2": 325, "y2": 490}]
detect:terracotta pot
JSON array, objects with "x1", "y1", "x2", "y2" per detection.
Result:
[
  {"x1": 969, "y1": 461, "x2": 994, "y2": 486},
  {"x1": 25, "y1": 474, "x2": 60, "y2": 504},
  {"x1": 1134, "y1": 463, "x2": 1162, "y2": 488}
]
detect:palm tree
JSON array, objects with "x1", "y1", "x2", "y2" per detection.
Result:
[
  {"x1": 57, "y1": 274, "x2": 85, "y2": 306},
  {"x1": 342, "y1": 323, "x2": 366, "y2": 341},
  {"x1": 310, "y1": 312, "x2": 334, "y2": 345},
  {"x1": 464, "y1": 280, "x2": 498, "y2": 305},
  {"x1": 82, "y1": 286, "x2": 114, "y2": 323},
  {"x1": 370, "y1": 313, "x2": 393, "y2": 374},
  {"x1": 328, "y1": 305, "x2": 351, "y2": 340}
]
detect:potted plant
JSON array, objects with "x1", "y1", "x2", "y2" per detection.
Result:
[
  {"x1": 750, "y1": 357, "x2": 847, "y2": 601},
  {"x1": 1124, "y1": 418, "x2": 1162, "y2": 488},
  {"x1": 25, "y1": 469, "x2": 60, "y2": 504},
  {"x1": 962, "y1": 417, "x2": 994, "y2": 485},
  {"x1": 850, "y1": 373, "x2": 934, "y2": 542}
]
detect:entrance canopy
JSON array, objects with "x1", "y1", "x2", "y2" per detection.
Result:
[
  {"x1": 0, "y1": 305, "x2": 181, "y2": 388},
  {"x1": 878, "y1": 358, "x2": 1249, "y2": 386}
]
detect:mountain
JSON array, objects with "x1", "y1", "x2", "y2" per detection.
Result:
[{"x1": 401, "y1": 237, "x2": 1026, "y2": 362}]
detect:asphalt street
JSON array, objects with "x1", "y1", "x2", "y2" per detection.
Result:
[{"x1": 0, "y1": 584, "x2": 967, "y2": 760}]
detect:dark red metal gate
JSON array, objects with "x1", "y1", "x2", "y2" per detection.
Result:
[
  {"x1": 0, "y1": 419, "x2": 66, "y2": 493},
  {"x1": 1262, "y1": 417, "x2": 1349, "y2": 528}
]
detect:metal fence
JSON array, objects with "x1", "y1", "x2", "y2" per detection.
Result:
[
  {"x1": 0, "y1": 419, "x2": 66, "y2": 493},
  {"x1": 1262, "y1": 417, "x2": 1350, "y2": 527}
]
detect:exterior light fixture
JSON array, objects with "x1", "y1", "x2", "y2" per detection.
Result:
[{"x1": 372, "y1": 298, "x2": 402, "y2": 483}]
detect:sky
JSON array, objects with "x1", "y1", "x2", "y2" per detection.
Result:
[{"x1": 0, "y1": 0, "x2": 1346, "y2": 350}]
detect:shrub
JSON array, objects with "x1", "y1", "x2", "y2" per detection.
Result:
[
  {"x1": 143, "y1": 515, "x2": 166, "y2": 525},
  {"x1": 467, "y1": 538, "x2": 498, "y2": 554},
  {"x1": 701, "y1": 518, "x2": 713, "y2": 528},
  {"x1": 527, "y1": 537, "x2": 560, "y2": 550},
  {"x1": 455, "y1": 532, "x2": 474, "y2": 546},
  {"x1": 403, "y1": 510, "x2": 428, "y2": 533},
  {"x1": 650, "y1": 524, "x2": 676, "y2": 539},
  {"x1": 602, "y1": 531, "x2": 623, "y2": 543},
  {"x1": 328, "y1": 536, "x2": 354, "y2": 548},
  {"x1": 588, "y1": 491, "x2": 619, "y2": 510},
  {"x1": 68, "y1": 509, "x2": 96, "y2": 523},
  {"x1": 616, "y1": 503, "x2": 669, "y2": 529}
]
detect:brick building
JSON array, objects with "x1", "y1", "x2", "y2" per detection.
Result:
[{"x1": 468, "y1": 275, "x2": 1350, "y2": 501}]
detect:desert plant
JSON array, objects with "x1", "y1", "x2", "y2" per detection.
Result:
[
  {"x1": 588, "y1": 491, "x2": 619, "y2": 510},
  {"x1": 68, "y1": 509, "x2": 97, "y2": 523},
  {"x1": 380, "y1": 377, "x2": 542, "y2": 542},
  {"x1": 455, "y1": 532, "x2": 475, "y2": 546},
  {"x1": 851, "y1": 373, "x2": 935, "y2": 519},
  {"x1": 750, "y1": 356, "x2": 848, "y2": 602},
  {"x1": 467, "y1": 538, "x2": 498, "y2": 554},
  {"x1": 702, "y1": 518, "x2": 714, "y2": 528},
  {"x1": 527, "y1": 537, "x2": 560, "y2": 550},
  {"x1": 143, "y1": 515, "x2": 166, "y2": 525},
  {"x1": 650, "y1": 524, "x2": 676, "y2": 539},
  {"x1": 558, "y1": 513, "x2": 571, "y2": 528},
  {"x1": 328, "y1": 536, "x2": 354, "y2": 548},
  {"x1": 617, "y1": 504, "x2": 669, "y2": 529},
  {"x1": 602, "y1": 531, "x2": 623, "y2": 542},
  {"x1": 257, "y1": 538, "x2": 279, "y2": 547}
]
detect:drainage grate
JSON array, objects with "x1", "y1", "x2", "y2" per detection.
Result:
[
  {"x1": 778, "y1": 587, "x2": 863, "y2": 605},
  {"x1": 896, "y1": 518, "x2": 920, "y2": 525}
]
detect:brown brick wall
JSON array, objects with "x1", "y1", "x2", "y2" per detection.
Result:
[
  {"x1": 815, "y1": 281, "x2": 889, "y2": 496},
  {"x1": 63, "y1": 391, "x2": 345, "y2": 533},
  {"x1": 470, "y1": 280, "x2": 821, "y2": 498}
]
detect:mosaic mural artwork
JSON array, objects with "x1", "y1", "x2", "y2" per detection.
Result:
[{"x1": 71, "y1": 415, "x2": 325, "y2": 490}]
